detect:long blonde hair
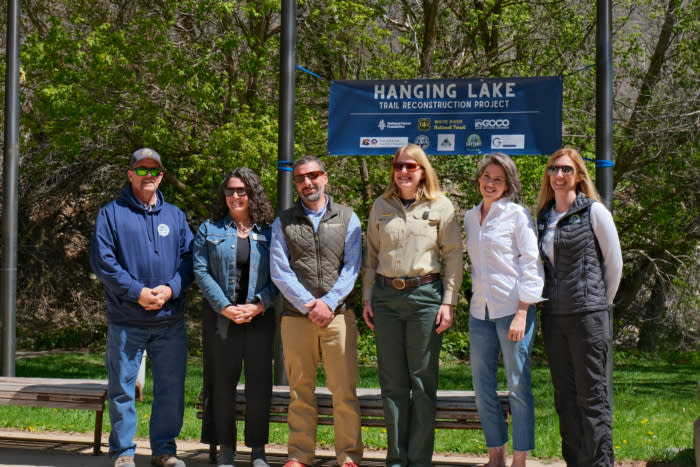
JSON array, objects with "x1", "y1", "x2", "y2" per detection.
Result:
[
  {"x1": 535, "y1": 147, "x2": 601, "y2": 215},
  {"x1": 383, "y1": 144, "x2": 442, "y2": 200}
]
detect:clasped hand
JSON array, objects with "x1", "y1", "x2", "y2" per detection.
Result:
[
  {"x1": 222, "y1": 302, "x2": 264, "y2": 324},
  {"x1": 138, "y1": 285, "x2": 172, "y2": 310},
  {"x1": 306, "y1": 299, "x2": 334, "y2": 327}
]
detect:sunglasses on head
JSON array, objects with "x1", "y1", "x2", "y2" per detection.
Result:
[
  {"x1": 223, "y1": 187, "x2": 248, "y2": 197},
  {"x1": 292, "y1": 170, "x2": 325, "y2": 183},
  {"x1": 546, "y1": 165, "x2": 575, "y2": 176},
  {"x1": 133, "y1": 167, "x2": 162, "y2": 177},
  {"x1": 392, "y1": 162, "x2": 421, "y2": 172}
]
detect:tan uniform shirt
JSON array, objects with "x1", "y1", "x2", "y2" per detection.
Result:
[{"x1": 363, "y1": 193, "x2": 463, "y2": 305}]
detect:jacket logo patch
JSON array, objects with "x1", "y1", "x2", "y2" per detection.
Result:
[
  {"x1": 158, "y1": 224, "x2": 170, "y2": 237},
  {"x1": 569, "y1": 214, "x2": 582, "y2": 225}
]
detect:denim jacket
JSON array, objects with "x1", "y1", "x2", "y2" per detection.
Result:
[{"x1": 194, "y1": 215, "x2": 278, "y2": 317}]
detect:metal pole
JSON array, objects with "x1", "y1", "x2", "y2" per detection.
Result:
[
  {"x1": 2, "y1": 0, "x2": 21, "y2": 376},
  {"x1": 596, "y1": 0, "x2": 614, "y2": 210},
  {"x1": 595, "y1": 0, "x2": 614, "y2": 407},
  {"x1": 274, "y1": 0, "x2": 297, "y2": 386}
]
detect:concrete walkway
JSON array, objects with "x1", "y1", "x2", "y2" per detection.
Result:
[{"x1": 0, "y1": 429, "x2": 570, "y2": 467}]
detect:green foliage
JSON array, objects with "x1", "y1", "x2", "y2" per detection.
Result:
[
  {"x1": 21, "y1": 327, "x2": 107, "y2": 352},
  {"x1": 356, "y1": 329, "x2": 378, "y2": 365},
  {"x1": 440, "y1": 330, "x2": 470, "y2": 361}
]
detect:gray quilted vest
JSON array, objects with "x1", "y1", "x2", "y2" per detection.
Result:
[
  {"x1": 537, "y1": 194, "x2": 609, "y2": 315},
  {"x1": 279, "y1": 196, "x2": 354, "y2": 316}
]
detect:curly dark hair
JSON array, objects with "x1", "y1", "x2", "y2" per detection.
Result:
[{"x1": 211, "y1": 167, "x2": 275, "y2": 225}]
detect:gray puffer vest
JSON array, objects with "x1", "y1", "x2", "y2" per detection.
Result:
[
  {"x1": 279, "y1": 196, "x2": 353, "y2": 316},
  {"x1": 537, "y1": 194, "x2": 608, "y2": 315}
]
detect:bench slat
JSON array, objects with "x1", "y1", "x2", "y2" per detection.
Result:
[
  {"x1": 211, "y1": 384, "x2": 510, "y2": 430},
  {"x1": 0, "y1": 376, "x2": 108, "y2": 455}
]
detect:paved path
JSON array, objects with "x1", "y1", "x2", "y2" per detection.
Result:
[{"x1": 0, "y1": 430, "x2": 570, "y2": 467}]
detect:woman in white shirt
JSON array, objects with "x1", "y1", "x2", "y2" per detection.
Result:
[
  {"x1": 464, "y1": 153, "x2": 544, "y2": 467},
  {"x1": 535, "y1": 148, "x2": 622, "y2": 467}
]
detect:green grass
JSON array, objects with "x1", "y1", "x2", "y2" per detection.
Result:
[{"x1": 2, "y1": 352, "x2": 698, "y2": 464}]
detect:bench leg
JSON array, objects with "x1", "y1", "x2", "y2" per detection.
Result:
[{"x1": 94, "y1": 409, "x2": 104, "y2": 455}]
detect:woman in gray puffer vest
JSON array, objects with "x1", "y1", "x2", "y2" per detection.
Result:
[{"x1": 535, "y1": 148, "x2": 622, "y2": 467}]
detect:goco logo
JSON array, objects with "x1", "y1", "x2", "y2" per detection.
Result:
[{"x1": 474, "y1": 119, "x2": 510, "y2": 129}]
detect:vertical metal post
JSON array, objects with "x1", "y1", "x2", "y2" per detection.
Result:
[
  {"x1": 2, "y1": 0, "x2": 21, "y2": 376},
  {"x1": 274, "y1": 0, "x2": 297, "y2": 385},
  {"x1": 595, "y1": 0, "x2": 614, "y2": 406},
  {"x1": 596, "y1": 0, "x2": 614, "y2": 210}
]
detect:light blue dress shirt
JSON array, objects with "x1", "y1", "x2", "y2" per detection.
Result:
[{"x1": 270, "y1": 197, "x2": 362, "y2": 314}]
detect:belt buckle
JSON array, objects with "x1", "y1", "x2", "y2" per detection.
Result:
[{"x1": 391, "y1": 278, "x2": 406, "y2": 290}]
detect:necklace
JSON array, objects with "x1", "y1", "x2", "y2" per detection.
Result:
[{"x1": 233, "y1": 219, "x2": 253, "y2": 234}]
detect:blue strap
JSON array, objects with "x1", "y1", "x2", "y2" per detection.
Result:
[
  {"x1": 277, "y1": 160, "x2": 294, "y2": 172},
  {"x1": 563, "y1": 64, "x2": 595, "y2": 76},
  {"x1": 583, "y1": 157, "x2": 615, "y2": 167},
  {"x1": 296, "y1": 65, "x2": 327, "y2": 81}
]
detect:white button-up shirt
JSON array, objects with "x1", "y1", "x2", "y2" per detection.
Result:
[{"x1": 464, "y1": 198, "x2": 544, "y2": 320}]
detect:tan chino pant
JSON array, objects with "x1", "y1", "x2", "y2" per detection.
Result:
[{"x1": 281, "y1": 309, "x2": 363, "y2": 465}]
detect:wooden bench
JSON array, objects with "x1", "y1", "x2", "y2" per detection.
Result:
[
  {"x1": 198, "y1": 384, "x2": 510, "y2": 461},
  {"x1": 0, "y1": 376, "x2": 109, "y2": 455}
]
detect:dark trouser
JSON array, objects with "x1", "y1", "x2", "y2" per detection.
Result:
[
  {"x1": 542, "y1": 310, "x2": 613, "y2": 467},
  {"x1": 372, "y1": 280, "x2": 443, "y2": 467},
  {"x1": 208, "y1": 308, "x2": 275, "y2": 448}
]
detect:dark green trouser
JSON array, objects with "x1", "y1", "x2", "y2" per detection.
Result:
[{"x1": 372, "y1": 280, "x2": 443, "y2": 467}]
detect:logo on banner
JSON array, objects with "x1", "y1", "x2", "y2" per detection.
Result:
[
  {"x1": 475, "y1": 119, "x2": 510, "y2": 129},
  {"x1": 360, "y1": 137, "x2": 408, "y2": 148},
  {"x1": 418, "y1": 118, "x2": 431, "y2": 131},
  {"x1": 437, "y1": 134, "x2": 455, "y2": 151},
  {"x1": 466, "y1": 134, "x2": 482, "y2": 148},
  {"x1": 378, "y1": 120, "x2": 412, "y2": 131},
  {"x1": 414, "y1": 134, "x2": 430, "y2": 150},
  {"x1": 491, "y1": 135, "x2": 525, "y2": 149}
]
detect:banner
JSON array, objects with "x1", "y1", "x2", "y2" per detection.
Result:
[{"x1": 327, "y1": 77, "x2": 562, "y2": 156}]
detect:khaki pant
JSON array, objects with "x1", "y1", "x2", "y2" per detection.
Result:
[{"x1": 281, "y1": 310, "x2": 363, "y2": 465}]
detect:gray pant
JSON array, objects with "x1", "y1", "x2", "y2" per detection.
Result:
[
  {"x1": 372, "y1": 280, "x2": 443, "y2": 467},
  {"x1": 542, "y1": 310, "x2": 613, "y2": 467}
]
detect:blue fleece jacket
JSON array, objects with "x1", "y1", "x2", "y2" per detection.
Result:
[{"x1": 90, "y1": 185, "x2": 194, "y2": 327}]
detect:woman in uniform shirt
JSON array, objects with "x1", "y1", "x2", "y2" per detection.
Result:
[{"x1": 362, "y1": 144, "x2": 463, "y2": 467}]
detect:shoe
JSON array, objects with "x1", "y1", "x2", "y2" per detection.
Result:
[
  {"x1": 217, "y1": 464, "x2": 234, "y2": 467},
  {"x1": 151, "y1": 454, "x2": 186, "y2": 467},
  {"x1": 342, "y1": 463, "x2": 359, "y2": 467},
  {"x1": 135, "y1": 381, "x2": 144, "y2": 401},
  {"x1": 115, "y1": 455, "x2": 136, "y2": 467},
  {"x1": 284, "y1": 461, "x2": 306, "y2": 467},
  {"x1": 252, "y1": 459, "x2": 270, "y2": 467}
]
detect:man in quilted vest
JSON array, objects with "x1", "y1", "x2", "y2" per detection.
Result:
[{"x1": 270, "y1": 155, "x2": 363, "y2": 467}]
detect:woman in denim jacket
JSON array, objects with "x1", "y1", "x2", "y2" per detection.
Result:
[{"x1": 194, "y1": 167, "x2": 277, "y2": 467}]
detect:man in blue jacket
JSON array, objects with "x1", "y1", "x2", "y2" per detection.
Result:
[{"x1": 90, "y1": 148, "x2": 194, "y2": 467}]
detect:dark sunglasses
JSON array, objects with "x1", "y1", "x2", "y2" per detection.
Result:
[
  {"x1": 223, "y1": 187, "x2": 248, "y2": 197},
  {"x1": 546, "y1": 165, "x2": 575, "y2": 176},
  {"x1": 392, "y1": 162, "x2": 421, "y2": 172},
  {"x1": 292, "y1": 170, "x2": 325, "y2": 183},
  {"x1": 133, "y1": 167, "x2": 162, "y2": 177}
]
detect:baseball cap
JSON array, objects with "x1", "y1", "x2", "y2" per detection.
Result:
[{"x1": 130, "y1": 148, "x2": 163, "y2": 169}]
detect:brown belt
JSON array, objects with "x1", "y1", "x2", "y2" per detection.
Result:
[{"x1": 375, "y1": 273, "x2": 441, "y2": 291}]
